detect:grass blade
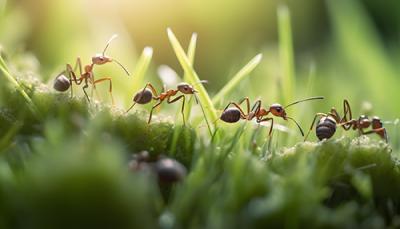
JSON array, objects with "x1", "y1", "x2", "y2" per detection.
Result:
[
  {"x1": 131, "y1": 47, "x2": 153, "y2": 92},
  {"x1": 167, "y1": 28, "x2": 218, "y2": 133},
  {"x1": 212, "y1": 53, "x2": 262, "y2": 105},
  {"x1": 183, "y1": 33, "x2": 198, "y2": 123},
  {"x1": 0, "y1": 56, "x2": 40, "y2": 119},
  {"x1": 278, "y1": 5, "x2": 295, "y2": 105},
  {"x1": 170, "y1": 33, "x2": 198, "y2": 154}
]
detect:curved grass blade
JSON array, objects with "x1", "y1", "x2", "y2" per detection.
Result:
[
  {"x1": 167, "y1": 28, "x2": 217, "y2": 133},
  {"x1": 182, "y1": 32, "x2": 198, "y2": 122},
  {"x1": 212, "y1": 53, "x2": 262, "y2": 105},
  {"x1": 170, "y1": 33, "x2": 199, "y2": 154},
  {"x1": 0, "y1": 56, "x2": 40, "y2": 119}
]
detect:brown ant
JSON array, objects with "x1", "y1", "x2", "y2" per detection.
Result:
[
  {"x1": 126, "y1": 82, "x2": 204, "y2": 124},
  {"x1": 53, "y1": 34, "x2": 130, "y2": 104},
  {"x1": 219, "y1": 96, "x2": 324, "y2": 137},
  {"x1": 304, "y1": 99, "x2": 387, "y2": 142}
]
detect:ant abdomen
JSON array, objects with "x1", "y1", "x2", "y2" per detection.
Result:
[
  {"x1": 220, "y1": 108, "x2": 241, "y2": 123},
  {"x1": 133, "y1": 88, "x2": 153, "y2": 104},
  {"x1": 53, "y1": 74, "x2": 70, "y2": 92},
  {"x1": 316, "y1": 117, "x2": 337, "y2": 140}
]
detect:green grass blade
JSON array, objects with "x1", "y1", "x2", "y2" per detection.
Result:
[
  {"x1": 170, "y1": 33, "x2": 198, "y2": 154},
  {"x1": 212, "y1": 53, "x2": 262, "y2": 105},
  {"x1": 183, "y1": 33, "x2": 198, "y2": 123},
  {"x1": 0, "y1": 56, "x2": 40, "y2": 119},
  {"x1": 131, "y1": 47, "x2": 153, "y2": 92},
  {"x1": 167, "y1": 28, "x2": 218, "y2": 133},
  {"x1": 278, "y1": 5, "x2": 295, "y2": 105},
  {"x1": 183, "y1": 33, "x2": 197, "y2": 82}
]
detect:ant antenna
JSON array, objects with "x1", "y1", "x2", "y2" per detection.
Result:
[
  {"x1": 102, "y1": 34, "x2": 118, "y2": 56},
  {"x1": 287, "y1": 116, "x2": 305, "y2": 136},
  {"x1": 194, "y1": 93, "x2": 213, "y2": 136},
  {"x1": 284, "y1": 96, "x2": 324, "y2": 109},
  {"x1": 113, "y1": 58, "x2": 130, "y2": 76},
  {"x1": 195, "y1": 80, "x2": 208, "y2": 85},
  {"x1": 100, "y1": 34, "x2": 130, "y2": 76}
]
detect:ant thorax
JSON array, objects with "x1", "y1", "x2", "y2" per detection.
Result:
[
  {"x1": 256, "y1": 108, "x2": 268, "y2": 117},
  {"x1": 84, "y1": 64, "x2": 93, "y2": 73}
]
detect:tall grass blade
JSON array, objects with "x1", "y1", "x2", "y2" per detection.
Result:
[
  {"x1": 212, "y1": 54, "x2": 262, "y2": 105},
  {"x1": 278, "y1": 5, "x2": 295, "y2": 105},
  {"x1": 170, "y1": 33, "x2": 198, "y2": 154},
  {"x1": 167, "y1": 28, "x2": 217, "y2": 133},
  {"x1": 183, "y1": 33, "x2": 198, "y2": 122}
]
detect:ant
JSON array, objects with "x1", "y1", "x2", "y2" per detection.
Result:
[
  {"x1": 126, "y1": 82, "x2": 203, "y2": 125},
  {"x1": 219, "y1": 96, "x2": 324, "y2": 137},
  {"x1": 53, "y1": 34, "x2": 130, "y2": 104},
  {"x1": 304, "y1": 99, "x2": 387, "y2": 142}
]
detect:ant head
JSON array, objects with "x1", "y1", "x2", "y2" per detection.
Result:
[
  {"x1": 91, "y1": 34, "x2": 130, "y2": 75},
  {"x1": 177, "y1": 82, "x2": 196, "y2": 94},
  {"x1": 92, "y1": 54, "x2": 112, "y2": 65},
  {"x1": 269, "y1": 104, "x2": 287, "y2": 119},
  {"x1": 372, "y1": 116, "x2": 383, "y2": 129}
]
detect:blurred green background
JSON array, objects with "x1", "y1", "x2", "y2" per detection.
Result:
[{"x1": 0, "y1": 0, "x2": 399, "y2": 140}]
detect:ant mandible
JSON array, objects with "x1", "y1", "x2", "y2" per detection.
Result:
[
  {"x1": 304, "y1": 99, "x2": 387, "y2": 142},
  {"x1": 53, "y1": 34, "x2": 130, "y2": 104},
  {"x1": 126, "y1": 82, "x2": 202, "y2": 125},
  {"x1": 219, "y1": 96, "x2": 324, "y2": 137}
]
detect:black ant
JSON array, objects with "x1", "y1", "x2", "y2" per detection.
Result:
[
  {"x1": 128, "y1": 151, "x2": 187, "y2": 184},
  {"x1": 53, "y1": 34, "x2": 130, "y2": 104},
  {"x1": 126, "y1": 82, "x2": 203, "y2": 124},
  {"x1": 219, "y1": 96, "x2": 324, "y2": 137},
  {"x1": 304, "y1": 99, "x2": 387, "y2": 142}
]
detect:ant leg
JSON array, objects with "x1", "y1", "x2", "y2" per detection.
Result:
[
  {"x1": 337, "y1": 119, "x2": 356, "y2": 131},
  {"x1": 148, "y1": 100, "x2": 163, "y2": 124},
  {"x1": 251, "y1": 99, "x2": 262, "y2": 115},
  {"x1": 73, "y1": 57, "x2": 83, "y2": 76},
  {"x1": 238, "y1": 97, "x2": 251, "y2": 114},
  {"x1": 304, "y1": 113, "x2": 327, "y2": 141},
  {"x1": 363, "y1": 128, "x2": 388, "y2": 142},
  {"x1": 93, "y1": 77, "x2": 114, "y2": 105},
  {"x1": 221, "y1": 101, "x2": 248, "y2": 119},
  {"x1": 168, "y1": 95, "x2": 186, "y2": 125},
  {"x1": 141, "y1": 83, "x2": 159, "y2": 99},
  {"x1": 257, "y1": 117, "x2": 274, "y2": 137},
  {"x1": 342, "y1": 99, "x2": 352, "y2": 122},
  {"x1": 66, "y1": 64, "x2": 79, "y2": 98},
  {"x1": 126, "y1": 102, "x2": 137, "y2": 113},
  {"x1": 82, "y1": 79, "x2": 90, "y2": 102}
]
